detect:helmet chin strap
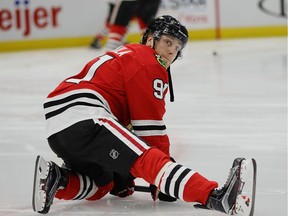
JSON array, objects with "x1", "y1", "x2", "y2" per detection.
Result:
[
  {"x1": 152, "y1": 38, "x2": 175, "y2": 102},
  {"x1": 167, "y1": 50, "x2": 181, "y2": 102},
  {"x1": 167, "y1": 67, "x2": 174, "y2": 102}
]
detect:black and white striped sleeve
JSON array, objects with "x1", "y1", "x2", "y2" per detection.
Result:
[{"x1": 131, "y1": 120, "x2": 167, "y2": 137}]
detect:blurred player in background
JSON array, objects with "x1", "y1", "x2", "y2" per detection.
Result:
[
  {"x1": 90, "y1": 1, "x2": 115, "y2": 49},
  {"x1": 33, "y1": 15, "x2": 256, "y2": 216},
  {"x1": 90, "y1": 0, "x2": 161, "y2": 50}
]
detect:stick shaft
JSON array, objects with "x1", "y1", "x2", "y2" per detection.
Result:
[{"x1": 134, "y1": 185, "x2": 150, "y2": 193}]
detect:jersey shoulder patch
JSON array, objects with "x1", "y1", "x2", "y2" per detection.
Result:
[{"x1": 154, "y1": 54, "x2": 166, "y2": 68}]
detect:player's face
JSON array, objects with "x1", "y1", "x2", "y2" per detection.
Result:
[{"x1": 154, "y1": 35, "x2": 182, "y2": 68}]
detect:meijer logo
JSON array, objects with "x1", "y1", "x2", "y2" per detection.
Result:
[{"x1": 0, "y1": 0, "x2": 62, "y2": 37}]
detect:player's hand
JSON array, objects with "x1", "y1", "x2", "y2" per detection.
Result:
[
  {"x1": 149, "y1": 184, "x2": 177, "y2": 202},
  {"x1": 110, "y1": 178, "x2": 135, "y2": 198}
]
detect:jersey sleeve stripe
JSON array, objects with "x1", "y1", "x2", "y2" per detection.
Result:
[
  {"x1": 45, "y1": 89, "x2": 112, "y2": 111},
  {"x1": 45, "y1": 102, "x2": 110, "y2": 120},
  {"x1": 131, "y1": 120, "x2": 165, "y2": 126},
  {"x1": 131, "y1": 119, "x2": 167, "y2": 136},
  {"x1": 44, "y1": 92, "x2": 105, "y2": 108},
  {"x1": 133, "y1": 125, "x2": 166, "y2": 131},
  {"x1": 44, "y1": 92, "x2": 112, "y2": 120}
]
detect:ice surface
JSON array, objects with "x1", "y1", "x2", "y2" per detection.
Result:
[{"x1": 0, "y1": 37, "x2": 287, "y2": 216}]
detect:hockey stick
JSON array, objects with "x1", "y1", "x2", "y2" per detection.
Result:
[
  {"x1": 135, "y1": 185, "x2": 178, "y2": 202},
  {"x1": 134, "y1": 185, "x2": 150, "y2": 193}
]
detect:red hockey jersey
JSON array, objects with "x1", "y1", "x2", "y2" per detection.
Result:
[{"x1": 44, "y1": 44, "x2": 171, "y2": 155}]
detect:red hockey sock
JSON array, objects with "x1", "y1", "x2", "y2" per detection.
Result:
[
  {"x1": 130, "y1": 148, "x2": 218, "y2": 204},
  {"x1": 55, "y1": 173, "x2": 80, "y2": 200},
  {"x1": 182, "y1": 173, "x2": 218, "y2": 204},
  {"x1": 55, "y1": 173, "x2": 114, "y2": 201},
  {"x1": 108, "y1": 25, "x2": 127, "y2": 43},
  {"x1": 130, "y1": 148, "x2": 171, "y2": 184},
  {"x1": 86, "y1": 181, "x2": 114, "y2": 201}
]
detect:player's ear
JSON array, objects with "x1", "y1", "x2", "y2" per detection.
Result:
[{"x1": 146, "y1": 36, "x2": 154, "y2": 48}]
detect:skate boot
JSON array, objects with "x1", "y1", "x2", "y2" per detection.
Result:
[
  {"x1": 195, "y1": 157, "x2": 257, "y2": 216},
  {"x1": 32, "y1": 155, "x2": 68, "y2": 214},
  {"x1": 90, "y1": 37, "x2": 103, "y2": 49}
]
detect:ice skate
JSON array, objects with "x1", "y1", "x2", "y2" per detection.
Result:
[
  {"x1": 234, "y1": 158, "x2": 257, "y2": 216},
  {"x1": 195, "y1": 157, "x2": 257, "y2": 216},
  {"x1": 32, "y1": 155, "x2": 68, "y2": 214},
  {"x1": 90, "y1": 37, "x2": 104, "y2": 49}
]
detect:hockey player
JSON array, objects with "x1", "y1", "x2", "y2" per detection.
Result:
[
  {"x1": 33, "y1": 15, "x2": 256, "y2": 215},
  {"x1": 90, "y1": 1, "x2": 115, "y2": 49},
  {"x1": 90, "y1": 0, "x2": 161, "y2": 50}
]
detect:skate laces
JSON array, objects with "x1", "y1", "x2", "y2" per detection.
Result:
[
  {"x1": 45, "y1": 162, "x2": 62, "y2": 206},
  {"x1": 215, "y1": 165, "x2": 238, "y2": 192}
]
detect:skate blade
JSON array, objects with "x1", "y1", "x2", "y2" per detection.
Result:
[
  {"x1": 32, "y1": 155, "x2": 50, "y2": 212},
  {"x1": 234, "y1": 158, "x2": 257, "y2": 216}
]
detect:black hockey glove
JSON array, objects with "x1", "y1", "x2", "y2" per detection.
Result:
[
  {"x1": 110, "y1": 174, "x2": 135, "y2": 198},
  {"x1": 149, "y1": 184, "x2": 177, "y2": 202}
]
